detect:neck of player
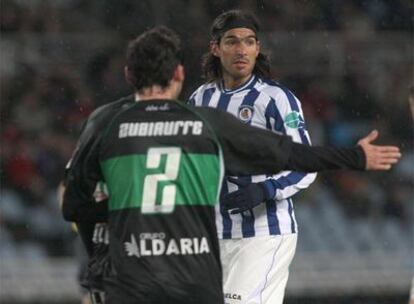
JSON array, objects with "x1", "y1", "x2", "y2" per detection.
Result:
[
  {"x1": 137, "y1": 84, "x2": 180, "y2": 101},
  {"x1": 222, "y1": 73, "x2": 252, "y2": 90}
]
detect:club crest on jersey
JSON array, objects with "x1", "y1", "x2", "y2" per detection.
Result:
[
  {"x1": 284, "y1": 111, "x2": 306, "y2": 129},
  {"x1": 238, "y1": 105, "x2": 254, "y2": 123}
]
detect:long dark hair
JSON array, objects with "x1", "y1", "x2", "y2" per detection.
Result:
[{"x1": 201, "y1": 10, "x2": 271, "y2": 83}]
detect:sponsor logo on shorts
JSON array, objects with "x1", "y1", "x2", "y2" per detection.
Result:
[
  {"x1": 124, "y1": 233, "x2": 210, "y2": 258},
  {"x1": 224, "y1": 293, "x2": 242, "y2": 301}
]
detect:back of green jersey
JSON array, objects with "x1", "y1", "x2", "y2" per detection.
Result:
[{"x1": 98, "y1": 100, "x2": 224, "y2": 302}]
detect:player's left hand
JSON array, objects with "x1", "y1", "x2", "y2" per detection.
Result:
[
  {"x1": 222, "y1": 177, "x2": 269, "y2": 214},
  {"x1": 357, "y1": 130, "x2": 402, "y2": 170}
]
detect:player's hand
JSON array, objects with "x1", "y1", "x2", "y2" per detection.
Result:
[
  {"x1": 357, "y1": 130, "x2": 401, "y2": 170},
  {"x1": 222, "y1": 177, "x2": 268, "y2": 214}
]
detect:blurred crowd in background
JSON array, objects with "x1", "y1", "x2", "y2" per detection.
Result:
[{"x1": 1, "y1": 0, "x2": 413, "y2": 259}]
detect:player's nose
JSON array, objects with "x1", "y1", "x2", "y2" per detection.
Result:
[{"x1": 235, "y1": 44, "x2": 247, "y2": 55}]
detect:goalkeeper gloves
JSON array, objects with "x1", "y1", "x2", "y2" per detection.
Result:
[{"x1": 222, "y1": 177, "x2": 272, "y2": 214}]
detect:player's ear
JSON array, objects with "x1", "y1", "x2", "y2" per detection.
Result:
[
  {"x1": 255, "y1": 40, "x2": 260, "y2": 58},
  {"x1": 210, "y1": 41, "x2": 220, "y2": 57},
  {"x1": 172, "y1": 64, "x2": 185, "y2": 83},
  {"x1": 124, "y1": 66, "x2": 135, "y2": 86}
]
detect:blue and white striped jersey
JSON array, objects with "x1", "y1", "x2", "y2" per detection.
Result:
[{"x1": 189, "y1": 75, "x2": 317, "y2": 239}]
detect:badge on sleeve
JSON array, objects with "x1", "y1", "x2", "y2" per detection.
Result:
[{"x1": 284, "y1": 111, "x2": 306, "y2": 129}]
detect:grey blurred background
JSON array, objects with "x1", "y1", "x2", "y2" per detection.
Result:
[{"x1": 0, "y1": 0, "x2": 413, "y2": 303}]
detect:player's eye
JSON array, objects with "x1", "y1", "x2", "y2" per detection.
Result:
[
  {"x1": 244, "y1": 38, "x2": 256, "y2": 46},
  {"x1": 224, "y1": 38, "x2": 238, "y2": 46}
]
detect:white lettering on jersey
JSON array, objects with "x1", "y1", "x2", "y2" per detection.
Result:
[
  {"x1": 118, "y1": 121, "x2": 203, "y2": 138},
  {"x1": 124, "y1": 234, "x2": 211, "y2": 258}
]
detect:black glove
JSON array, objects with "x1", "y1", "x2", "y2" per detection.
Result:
[{"x1": 222, "y1": 177, "x2": 270, "y2": 214}]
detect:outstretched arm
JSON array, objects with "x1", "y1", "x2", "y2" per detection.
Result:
[
  {"x1": 285, "y1": 129, "x2": 401, "y2": 172},
  {"x1": 198, "y1": 108, "x2": 401, "y2": 174}
]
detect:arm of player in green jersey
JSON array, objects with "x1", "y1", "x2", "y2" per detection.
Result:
[{"x1": 199, "y1": 108, "x2": 400, "y2": 175}]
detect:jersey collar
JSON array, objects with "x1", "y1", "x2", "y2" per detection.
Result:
[{"x1": 219, "y1": 74, "x2": 257, "y2": 95}]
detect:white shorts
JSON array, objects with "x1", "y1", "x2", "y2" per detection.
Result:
[{"x1": 220, "y1": 234, "x2": 297, "y2": 304}]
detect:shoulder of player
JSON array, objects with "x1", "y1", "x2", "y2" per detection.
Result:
[
  {"x1": 189, "y1": 82, "x2": 217, "y2": 100},
  {"x1": 80, "y1": 95, "x2": 135, "y2": 138},
  {"x1": 87, "y1": 95, "x2": 134, "y2": 124},
  {"x1": 91, "y1": 95, "x2": 134, "y2": 118},
  {"x1": 255, "y1": 78, "x2": 301, "y2": 106}
]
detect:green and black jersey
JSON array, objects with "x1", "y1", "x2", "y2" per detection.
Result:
[{"x1": 63, "y1": 97, "x2": 365, "y2": 304}]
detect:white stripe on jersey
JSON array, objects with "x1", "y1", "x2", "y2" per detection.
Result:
[
  {"x1": 190, "y1": 76, "x2": 316, "y2": 239},
  {"x1": 207, "y1": 90, "x2": 221, "y2": 108}
]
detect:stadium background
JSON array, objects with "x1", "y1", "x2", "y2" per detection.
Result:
[{"x1": 0, "y1": 0, "x2": 413, "y2": 303}]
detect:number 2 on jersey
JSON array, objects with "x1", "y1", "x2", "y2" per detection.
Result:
[{"x1": 142, "y1": 147, "x2": 181, "y2": 214}]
